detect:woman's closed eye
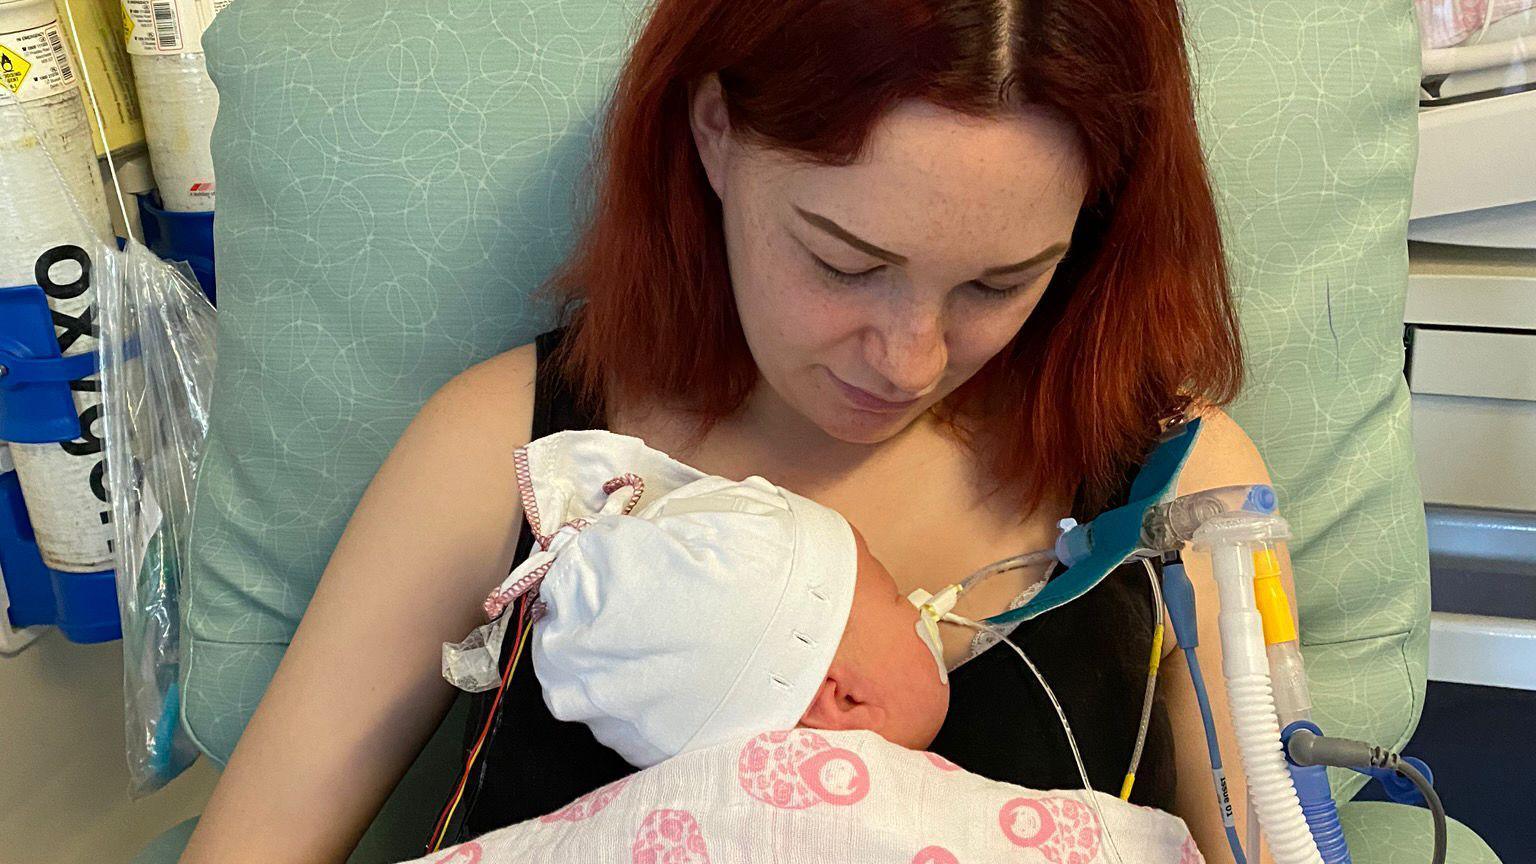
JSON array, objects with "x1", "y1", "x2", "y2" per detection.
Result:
[
  {"x1": 811, "y1": 254, "x2": 1029, "y2": 299},
  {"x1": 811, "y1": 255, "x2": 884, "y2": 284}
]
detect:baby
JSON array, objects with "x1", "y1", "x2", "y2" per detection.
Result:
[
  {"x1": 424, "y1": 430, "x2": 1202, "y2": 864},
  {"x1": 445, "y1": 428, "x2": 950, "y2": 768}
]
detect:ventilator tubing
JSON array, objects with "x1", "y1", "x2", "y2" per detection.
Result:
[
  {"x1": 1194, "y1": 513, "x2": 1322, "y2": 864},
  {"x1": 1251, "y1": 547, "x2": 1349, "y2": 864}
]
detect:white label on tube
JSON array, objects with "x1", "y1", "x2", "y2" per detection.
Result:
[
  {"x1": 0, "y1": 19, "x2": 77, "y2": 103},
  {"x1": 123, "y1": 0, "x2": 227, "y2": 56}
]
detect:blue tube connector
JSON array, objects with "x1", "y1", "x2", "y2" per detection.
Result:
[
  {"x1": 1283, "y1": 721, "x2": 1352, "y2": 864},
  {"x1": 1290, "y1": 763, "x2": 1351, "y2": 864}
]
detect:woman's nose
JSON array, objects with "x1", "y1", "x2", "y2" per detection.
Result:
[{"x1": 866, "y1": 311, "x2": 948, "y2": 398}]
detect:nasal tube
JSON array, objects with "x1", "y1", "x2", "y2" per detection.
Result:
[{"x1": 1192, "y1": 512, "x2": 1323, "y2": 864}]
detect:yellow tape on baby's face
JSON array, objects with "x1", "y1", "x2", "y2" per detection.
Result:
[{"x1": 907, "y1": 584, "x2": 962, "y2": 685}]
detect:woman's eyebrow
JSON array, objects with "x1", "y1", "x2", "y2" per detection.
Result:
[
  {"x1": 793, "y1": 206, "x2": 908, "y2": 265},
  {"x1": 980, "y1": 242, "x2": 1070, "y2": 277},
  {"x1": 793, "y1": 205, "x2": 1068, "y2": 277}
]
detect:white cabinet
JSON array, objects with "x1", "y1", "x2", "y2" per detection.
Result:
[{"x1": 1407, "y1": 243, "x2": 1536, "y2": 510}]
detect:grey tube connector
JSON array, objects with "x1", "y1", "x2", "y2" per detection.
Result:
[{"x1": 1287, "y1": 728, "x2": 1379, "y2": 769}]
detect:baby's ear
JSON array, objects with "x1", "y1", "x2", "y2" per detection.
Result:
[{"x1": 798, "y1": 667, "x2": 886, "y2": 732}]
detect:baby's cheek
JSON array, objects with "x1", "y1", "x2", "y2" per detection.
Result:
[
  {"x1": 883, "y1": 612, "x2": 929, "y2": 672},
  {"x1": 892, "y1": 618, "x2": 950, "y2": 700}
]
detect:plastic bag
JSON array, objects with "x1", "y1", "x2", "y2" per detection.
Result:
[
  {"x1": 99, "y1": 241, "x2": 216, "y2": 795},
  {"x1": 2, "y1": 20, "x2": 214, "y2": 795}
]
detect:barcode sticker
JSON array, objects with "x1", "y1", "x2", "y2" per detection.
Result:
[
  {"x1": 124, "y1": 0, "x2": 227, "y2": 55},
  {"x1": 45, "y1": 26, "x2": 73, "y2": 85},
  {"x1": 0, "y1": 20, "x2": 77, "y2": 102},
  {"x1": 151, "y1": 0, "x2": 180, "y2": 51}
]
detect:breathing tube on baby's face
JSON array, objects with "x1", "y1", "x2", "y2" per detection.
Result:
[
  {"x1": 897, "y1": 483, "x2": 1279, "y2": 864},
  {"x1": 904, "y1": 575, "x2": 1131, "y2": 864},
  {"x1": 906, "y1": 585, "x2": 961, "y2": 684}
]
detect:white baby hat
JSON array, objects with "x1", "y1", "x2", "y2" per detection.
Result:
[{"x1": 443, "y1": 430, "x2": 858, "y2": 768}]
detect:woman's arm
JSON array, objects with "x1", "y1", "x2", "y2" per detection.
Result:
[
  {"x1": 1161, "y1": 407, "x2": 1297, "y2": 864},
  {"x1": 180, "y1": 345, "x2": 538, "y2": 864}
]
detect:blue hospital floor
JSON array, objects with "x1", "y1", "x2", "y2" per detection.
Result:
[{"x1": 1352, "y1": 680, "x2": 1531, "y2": 862}]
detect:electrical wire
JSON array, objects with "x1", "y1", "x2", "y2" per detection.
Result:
[
  {"x1": 1287, "y1": 729, "x2": 1447, "y2": 864},
  {"x1": 1182, "y1": 643, "x2": 1248, "y2": 864},
  {"x1": 947, "y1": 613, "x2": 1126, "y2": 864},
  {"x1": 1394, "y1": 760, "x2": 1447, "y2": 864},
  {"x1": 1119, "y1": 557, "x2": 1164, "y2": 801},
  {"x1": 1161, "y1": 557, "x2": 1248, "y2": 864},
  {"x1": 426, "y1": 599, "x2": 534, "y2": 853}
]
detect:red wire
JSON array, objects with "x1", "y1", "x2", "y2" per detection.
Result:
[{"x1": 426, "y1": 597, "x2": 529, "y2": 851}]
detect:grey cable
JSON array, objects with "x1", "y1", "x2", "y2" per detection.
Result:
[
  {"x1": 1395, "y1": 760, "x2": 1447, "y2": 864},
  {"x1": 1287, "y1": 729, "x2": 1447, "y2": 864}
]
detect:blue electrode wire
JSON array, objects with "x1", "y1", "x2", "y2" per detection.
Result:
[{"x1": 1162, "y1": 555, "x2": 1248, "y2": 864}]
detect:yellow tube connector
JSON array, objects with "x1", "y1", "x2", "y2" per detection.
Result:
[{"x1": 1252, "y1": 546, "x2": 1298, "y2": 646}]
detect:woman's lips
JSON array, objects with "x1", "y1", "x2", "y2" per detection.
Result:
[{"x1": 826, "y1": 369, "x2": 921, "y2": 413}]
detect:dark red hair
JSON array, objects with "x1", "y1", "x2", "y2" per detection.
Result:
[{"x1": 554, "y1": 0, "x2": 1243, "y2": 515}]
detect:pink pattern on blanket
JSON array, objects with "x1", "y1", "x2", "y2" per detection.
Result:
[
  {"x1": 1178, "y1": 835, "x2": 1206, "y2": 864},
  {"x1": 923, "y1": 751, "x2": 961, "y2": 772},
  {"x1": 998, "y1": 796, "x2": 1103, "y2": 864},
  {"x1": 540, "y1": 777, "x2": 631, "y2": 823},
  {"x1": 631, "y1": 809, "x2": 710, "y2": 864},
  {"x1": 430, "y1": 841, "x2": 482, "y2": 864},
  {"x1": 912, "y1": 845, "x2": 961, "y2": 863},
  {"x1": 737, "y1": 730, "x2": 871, "y2": 810}
]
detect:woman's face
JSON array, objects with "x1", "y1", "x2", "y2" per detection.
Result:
[{"x1": 692, "y1": 83, "x2": 1088, "y2": 444}]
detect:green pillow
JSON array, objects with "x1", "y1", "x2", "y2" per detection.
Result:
[
  {"x1": 1185, "y1": 1, "x2": 1427, "y2": 795},
  {"x1": 187, "y1": 0, "x2": 649, "y2": 762}
]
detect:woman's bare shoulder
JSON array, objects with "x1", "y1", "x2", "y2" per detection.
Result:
[
  {"x1": 1175, "y1": 403, "x2": 1270, "y2": 496},
  {"x1": 425, "y1": 342, "x2": 540, "y2": 447}
]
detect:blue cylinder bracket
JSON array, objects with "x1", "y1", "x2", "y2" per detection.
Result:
[
  {"x1": 0, "y1": 283, "x2": 121, "y2": 644},
  {"x1": 137, "y1": 191, "x2": 216, "y2": 304},
  {"x1": 0, "y1": 464, "x2": 121, "y2": 643},
  {"x1": 0, "y1": 285, "x2": 97, "y2": 444}
]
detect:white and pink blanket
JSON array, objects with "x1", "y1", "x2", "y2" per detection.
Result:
[{"x1": 403, "y1": 729, "x2": 1203, "y2": 864}]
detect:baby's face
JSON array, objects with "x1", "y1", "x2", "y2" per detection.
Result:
[{"x1": 831, "y1": 529, "x2": 951, "y2": 748}]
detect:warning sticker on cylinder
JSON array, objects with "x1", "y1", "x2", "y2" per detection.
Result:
[
  {"x1": 0, "y1": 20, "x2": 77, "y2": 102},
  {"x1": 123, "y1": 0, "x2": 227, "y2": 55}
]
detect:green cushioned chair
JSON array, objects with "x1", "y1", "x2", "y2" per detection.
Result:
[{"x1": 136, "y1": 0, "x2": 1500, "y2": 861}]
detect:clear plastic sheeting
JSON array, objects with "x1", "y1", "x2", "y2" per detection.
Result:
[
  {"x1": 99, "y1": 239, "x2": 216, "y2": 795},
  {"x1": 443, "y1": 612, "x2": 514, "y2": 693},
  {"x1": 3, "y1": 3, "x2": 215, "y2": 795}
]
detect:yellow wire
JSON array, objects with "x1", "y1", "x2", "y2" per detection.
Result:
[
  {"x1": 1119, "y1": 773, "x2": 1137, "y2": 801},
  {"x1": 432, "y1": 617, "x2": 534, "y2": 849},
  {"x1": 1120, "y1": 620, "x2": 1165, "y2": 801}
]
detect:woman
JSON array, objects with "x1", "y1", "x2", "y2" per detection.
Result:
[{"x1": 183, "y1": 0, "x2": 1293, "y2": 861}]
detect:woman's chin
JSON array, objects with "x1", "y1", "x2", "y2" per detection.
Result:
[{"x1": 813, "y1": 406, "x2": 920, "y2": 445}]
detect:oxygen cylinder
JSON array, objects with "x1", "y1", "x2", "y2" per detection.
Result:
[
  {"x1": 54, "y1": 0, "x2": 146, "y2": 159},
  {"x1": 1, "y1": 0, "x2": 115, "y2": 573},
  {"x1": 122, "y1": 0, "x2": 224, "y2": 211}
]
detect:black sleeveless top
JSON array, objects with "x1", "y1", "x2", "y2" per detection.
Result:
[{"x1": 450, "y1": 330, "x2": 1175, "y2": 840}]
